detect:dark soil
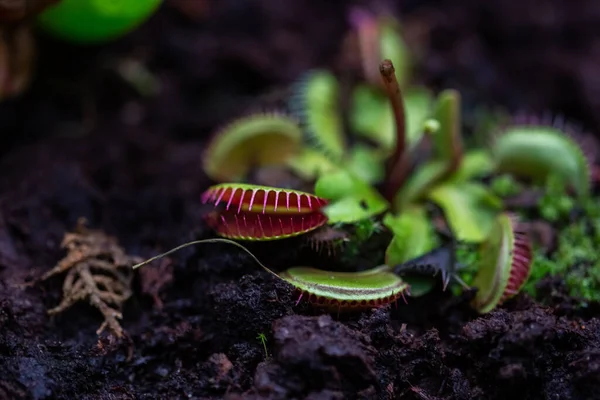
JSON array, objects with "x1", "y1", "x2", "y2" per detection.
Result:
[{"x1": 1, "y1": 1, "x2": 600, "y2": 399}]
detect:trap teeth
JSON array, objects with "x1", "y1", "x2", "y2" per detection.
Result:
[{"x1": 201, "y1": 184, "x2": 330, "y2": 241}]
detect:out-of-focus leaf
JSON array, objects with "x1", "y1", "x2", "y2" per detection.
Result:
[
  {"x1": 427, "y1": 182, "x2": 502, "y2": 242},
  {"x1": 315, "y1": 169, "x2": 389, "y2": 223},
  {"x1": 383, "y1": 206, "x2": 436, "y2": 265}
]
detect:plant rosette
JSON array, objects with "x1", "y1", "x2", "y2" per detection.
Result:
[{"x1": 195, "y1": 12, "x2": 593, "y2": 311}]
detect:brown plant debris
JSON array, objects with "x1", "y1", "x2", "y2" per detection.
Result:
[
  {"x1": 139, "y1": 257, "x2": 174, "y2": 309},
  {"x1": 40, "y1": 218, "x2": 142, "y2": 338}
]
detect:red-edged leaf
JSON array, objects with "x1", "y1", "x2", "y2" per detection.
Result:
[
  {"x1": 206, "y1": 209, "x2": 328, "y2": 240},
  {"x1": 201, "y1": 183, "x2": 328, "y2": 215}
]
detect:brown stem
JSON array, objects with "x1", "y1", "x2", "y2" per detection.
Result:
[{"x1": 380, "y1": 59, "x2": 409, "y2": 204}]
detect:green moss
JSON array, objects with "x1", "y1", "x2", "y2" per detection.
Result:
[
  {"x1": 525, "y1": 183, "x2": 600, "y2": 303},
  {"x1": 453, "y1": 241, "x2": 480, "y2": 296},
  {"x1": 336, "y1": 218, "x2": 382, "y2": 259},
  {"x1": 353, "y1": 218, "x2": 383, "y2": 243},
  {"x1": 537, "y1": 175, "x2": 576, "y2": 222},
  {"x1": 490, "y1": 174, "x2": 522, "y2": 198}
]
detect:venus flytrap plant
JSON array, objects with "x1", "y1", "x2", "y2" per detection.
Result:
[
  {"x1": 193, "y1": 12, "x2": 594, "y2": 312},
  {"x1": 194, "y1": 59, "x2": 531, "y2": 308}
]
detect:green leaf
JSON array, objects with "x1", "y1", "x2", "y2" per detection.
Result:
[
  {"x1": 350, "y1": 85, "x2": 393, "y2": 150},
  {"x1": 383, "y1": 207, "x2": 437, "y2": 265},
  {"x1": 427, "y1": 182, "x2": 502, "y2": 242},
  {"x1": 350, "y1": 85, "x2": 433, "y2": 153},
  {"x1": 431, "y1": 89, "x2": 462, "y2": 161},
  {"x1": 393, "y1": 150, "x2": 495, "y2": 209},
  {"x1": 394, "y1": 160, "x2": 446, "y2": 208},
  {"x1": 314, "y1": 170, "x2": 389, "y2": 223},
  {"x1": 347, "y1": 144, "x2": 386, "y2": 184},
  {"x1": 286, "y1": 148, "x2": 339, "y2": 181},
  {"x1": 448, "y1": 150, "x2": 495, "y2": 182},
  {"x1": 403, "y1": 276, "x2": 437, "y2": 297},
  {"x1": 404, "y1": 88, "x2": 435, "y2": 145}
]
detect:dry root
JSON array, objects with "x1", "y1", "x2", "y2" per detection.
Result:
[
  {"x1": 139, "y1": 257, "x2": 173, "y2": 309},
  {"x1": 40, "y1": 218, "x2": 142, "y2": 338}
]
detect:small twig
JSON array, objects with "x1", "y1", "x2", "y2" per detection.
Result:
[
  {"x1": 139, "y1": 257, "x2": 174, "y2": 309},
  {"x1": 379, "y1": 59, "x2": 409, "y2": 204}
]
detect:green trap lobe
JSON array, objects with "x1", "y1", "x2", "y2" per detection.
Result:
[
  {"x1": 203, "y1": 114, "x2": 303, "y2": 182},
  {"x1": 289, "y1": 70, "x2": 346, "y2": 161},
  {"x1": 280, "y1": 265, "x2": 406, "y2": 302},
  {"x1": 492, "y1": 125, "x2": 590, "y2": 197}
]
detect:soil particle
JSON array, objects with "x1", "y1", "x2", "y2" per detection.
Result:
[{"x1": 242, "y1": 314, "x2": 377, "y2": 399}]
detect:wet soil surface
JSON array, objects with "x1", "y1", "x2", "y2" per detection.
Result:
[{"x1": 2, "y1": 1, "x2": 600, "y2": 399}]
